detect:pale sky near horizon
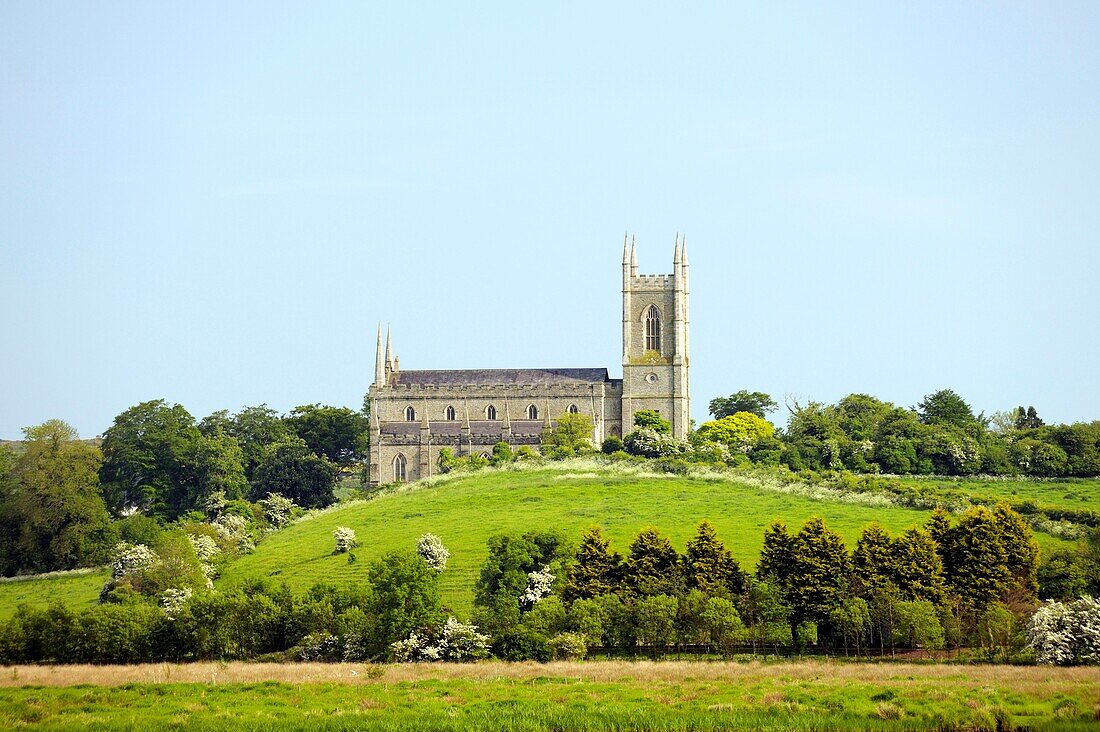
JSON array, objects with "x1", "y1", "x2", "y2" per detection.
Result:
[{"x1": 2, "y1": 3, "x2": 1098, "y2": 439}]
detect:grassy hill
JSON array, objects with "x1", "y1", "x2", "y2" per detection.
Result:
[{"x1": 0, "y1": 460, "x2": 1088, "y2": 619}]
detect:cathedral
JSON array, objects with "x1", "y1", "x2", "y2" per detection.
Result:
[{"x1": 367, "y1": 235, "x2": 691, "y2": 485}]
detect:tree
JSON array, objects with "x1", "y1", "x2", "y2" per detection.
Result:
[
  {"x1": 251, "y1": 438, "x2": 338, "y2": 509},
  {"x1": 785, "y1": 517, "x2": 851, "y2": 626},
  {"x1": 284, "y1": 404, "x2": 370, "y2": 467},
  {"x1": 473, "y1": 531, "x2": 570, "y2": 636},
  {"x1": 851, "y1": 524, "x2": 896, "y2": 597},
  {"x1": 708, "y1": 391, "x2": 778, "y2": 420},
  {"x1": 738, "y1": 577, "x2": 791, "y2": 655},
  {"x1": 199, "y1": 405, "x2": 293, "y2": 480},
  {"x1": 756, "y1": 520, "x2": 795, "y2": 585},
  {"x1": 895, "y1": 600, "x2": 944, "y2": 652},
  {"x1": 0, "y1": 420, "x2": 116, "y2": 575},
  {"x1": 700, "y1": 596, "x2": 745, "y2": 656},
  {"x1": 681, "y1": 520, "x2": 744, "y2": 596},
  {"x1": 633, "y1": 410, "x2": 671, "y2": 434},
  {"x1": 1014, "y1": 406, "x2": 1044, "y2": 430},
  {"x1": 624, "y1": 528, "x2": 681, "y2": 597},
  {"x1": 99, "y1": 400, "x2": 204, "y2": 518},
  {"x1": 188, "y1": 432, "x2": 248, "y2": 505},
  {"x1": 991, "y1": 503, "x2": 1040, "y2": 600},
  {"x1": 367, "y1": 551, "x2": 443, "y2": 654},
  {"x1": 564, "y1": 527, "x2": 623, "y2": 601},
  {"x1": 829, "y1": 597, "x2": 871, "y2": 656},
  {"x1": 939, "y1": 506, "x2": 1011, "y2": 613},
  {"x1": 693, "y1": 413, "x2": 774, "y2": 451},
  {"x1": 916, "y1": 389, "x2": 980, "y2": 431},
  {"x1": 541, "y1": 412, "x2": 594, "y2": 457},
  {"x1": 892, "y1": 527, "x2": 947, "y2": 604},
  {"x1": 634, "y1": 594, "x2": 677, "y2": 655}
]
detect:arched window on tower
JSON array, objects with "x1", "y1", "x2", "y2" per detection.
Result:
[
  {"x1": 568, "y1": 404, "x2": 579, "y2": 414},
  {"x1": 645, "y1": 305, "x2": 661, "y2": 352},
  {"x1": 486, "y1": 405, "x2": 497, "y2": 420},
  {"x1": 393, "y1": 454, "x2": 407, "y2": 482},
  {"x1": 445, "y1": 405, "x2": 456, "y2": 421},
  {"x1": 527, "y1": 404, "x2": 538, "y2": 420},
  {"x1": 404, "y1": 406, "x2": 416, "y2": 421}
]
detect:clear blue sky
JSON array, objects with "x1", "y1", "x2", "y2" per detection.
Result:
[{"x1": 2, "y1": 3, "x2": 1098, "y2": 439}]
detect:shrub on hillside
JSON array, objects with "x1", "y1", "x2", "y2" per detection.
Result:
[
  {"x1": 1027, "y1": 596, "x2": 1100, "y2": 665},
  {"x1": 416, "y1": 533, "x2": 450, "y2": 572},
  {"x1": 333, "y1": 527, "x2": 357, "y2": 554}
]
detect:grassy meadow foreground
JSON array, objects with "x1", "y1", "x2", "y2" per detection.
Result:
[
  {"x1": 1, "y1": 461, "x2": 1090, "y2": 619},
  {"x1": 2, "y1": 660, "x2": 1098, "y2": 731}
]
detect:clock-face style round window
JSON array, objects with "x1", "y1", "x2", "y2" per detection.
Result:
[{"x1": 645, "y1": 372, "x2": 658, "y2": 384}]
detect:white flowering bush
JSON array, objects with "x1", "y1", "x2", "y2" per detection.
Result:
[
  {"x1": 623, "y1": 428, "x2": 689, "y2": 458},
  {"x1": 296, "y1": 633, "x2": 343, "y2": 662},
  {"x1": 333, "y1": 527, "x2": 357, "y2": 554},
  {"x1": 520, "y1": 565, "x2": 556, "y2": 608},
  {"x1": 260, "y1": 492, "x2": 300, "y2": 530},
  {"x1": 1027, "y1": 596, "x2": 1100, "y2": 665},
  {"x1": 213, "y1": 514, "x2": 256, "y2": 554},
  {"x1": 187, "y1": 534, "x2": 220, "y2": 562},
  {"x1": 390, "y1": 617, "x2": 490, "y2": 662},
  {"x1": 160, "y1": 587, "x2": 193, "y2": 619},
  {"x1": 110, "y1": 542, "x2": 157, "y2": 581},
  {"x1": 202, "y1": 490, "x2": 228, "y2": 518},
  {"x1": 416, "y1": 533, "x2": 450, "y2": 572}
]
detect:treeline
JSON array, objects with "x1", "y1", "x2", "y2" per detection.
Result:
[
  {"x1": 0, "y1": 400, "x2": 369, "y2": 577},
  {"x1": 6, "y1": 504, "x2": 1096, "y2": 665},
  {"x1": 597, "y1": 389, "x2": 1100, "y2": 479},
  {"x1": 689, "y1": 389, "x2": 1100, "y2": 478},
  {"x1": 470, "y1": 505, "x2": 1078, "y2": 661}
]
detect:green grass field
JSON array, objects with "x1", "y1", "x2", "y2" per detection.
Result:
[
  {"x1": 0, "y1": 461, "x2": 1082, "y2": 619},
  {"x1": 896, "y1": 475, "x2": 1100, "y2": 514},
  {"x1": 1, "y1": 660, "x2": 1097, "y2": 730}
]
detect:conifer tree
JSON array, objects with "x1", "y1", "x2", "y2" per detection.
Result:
[
  {"x1": 786, "y1": 517, "x2": 851, "y2": 625},
  {"x1": 851, "y1": 523, "x2": 896, "y2": 597},
  {"x1": 682, "y1": 520, "x2": 744, "y2": 596},
  {"x1": 625, "y1": 528, "x2": 681, "y2": 597},
  {"x1": 564, "y1": 526, "x2": 623, "y2": 601},
  {"x1": 991, "y1": 502, "x2": 1040, "y2": 599},
  {"x1": 940, "y1": 506, "x2": 1011, "y2": 612},
  {"x1": 926, "y1": 508, "x2": 952, "y2": 551},
  {"x1": 756, "y1": 520, "x2": 795, "y2": 586},
  {"x1": 892, "y1": 526, "x2": 947, "y2": 605}
]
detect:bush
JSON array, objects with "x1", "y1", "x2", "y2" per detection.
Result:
[
  {"x1": 416, "y1": 533, "x2": 450, "y2": 572},
  {"x1": 548, "y1": 632, "x2": 588, "y2": 660},
  {"x1": 391, "y1": 617, "x2": 490, "y2": 662},
  {"x1": 1027, "y1": 596, "x2": 1100, "y2": 665},
  {"x1": 333, "y1": 527, "x2": 357, "y2": 554},
  {"x1": 601, "y1": 436, "x2": 624, "y2": 455}
]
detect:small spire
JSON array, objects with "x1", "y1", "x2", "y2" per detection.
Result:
[
  {"x1": 622, "y1": 232, "x2": 629, "y2": 264},
  {"x1": 630, "y1": 236, "x2": 637, "y2": 274},
  {"x1": 385, "y1": 324, "x2": 393, "y2": 370},
  {"x1": 674, "y1": 232, "x2": 682, "y2": 265},
  {"x1": 374, "y1": 323, "x2": 384, "y2": 386},
  {"x1": 543, "y1": 398, "x2": 552, "y2": 427},
  {"x1": 503, "y1": 400, "x2": 511, "y2": 428},
  {"x1": 682, "y1": 237, "x2": 688, "y2": 266},
  {"x1": 463, "y1": 398, "x2": 470, "y2": 427}
]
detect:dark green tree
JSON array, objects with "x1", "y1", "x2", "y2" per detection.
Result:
[
  {"x1": 284, "y1": 404, "x2": 371, "y2": 467},
  {"x1": 785, "y1": 517, "x2": 851, "y2": 625},
  {"x1": 199, "y1": 405, "x2": 293, "y2": 480},
  {"x1": 892, "y1": 526, "x2": 947, "y2": 604},
  {"x1": 939, "y1": 506, "x2": 1011, "y2": 613},
  {"x1": 755, "y1": 519, "x2": 795, "y2": 585},
  {"x1": 99, "y1": 400, "x2": 204, "y2": 518},
  {"x1": 473, "y1": 531, "x2": 570, "y2": 635},
  {"x1": 991, "y1": 502, "x2": 1039, "y2": 599},
  {"x1": 624, "y1": 528, "x2": 681, "y2": 597},
  {"x1": 250, "y1": 438, "x2": 338, "y2": 508},
  {"x1": 851, "y1": 523, "x2": 896, "y2": 597},
  {"x1": 1013, "y1": 406, "x2": 1044, "y2": 430},
  {"x1": 564, "y1": 526, "x2": 623, "y2": 601},
  {"x1": 708, "y1": 391, "x2": 778, "y2": 420},
  {"x1": 681, "y1": 520, "x2": 744, "y2": 596},
  {"x1": 916, "y1": 389, "x2": 981, "y2": 431}
]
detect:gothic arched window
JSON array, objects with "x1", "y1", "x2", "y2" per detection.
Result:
[
  {"x1": 393, "y1": 454, "x2": 407, "y2": 482},
  {"x1": 404, "y1": 406, "x2": 416, "y2": 421},
  {"x1": 527, "y1": 404, "x2": 538, "y2": 420},
  {"x1": 568, "y1": 404, "x2": 579, "y2": 414},
  {"x1": 486, "y1": 405, "x2": 497, "y2": 420},
  {"x1": 445, "y1": 405, "x2": 456, "y2": 421},
  {"x1": 645, "y1": 305, "x2": 661, "y2": 352}
]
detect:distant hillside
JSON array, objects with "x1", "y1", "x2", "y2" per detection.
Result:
[{"x1": 1, "y1": 460, "x2": 1088, "y2": 618}]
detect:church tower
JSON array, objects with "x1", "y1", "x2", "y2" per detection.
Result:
[{"x1": 621, "y1": 235, "x2": 691, "y2": 441}]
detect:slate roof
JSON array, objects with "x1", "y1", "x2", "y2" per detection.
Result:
[{"x1": 390, "y1": 368, "x2": 611, "y2": 387}]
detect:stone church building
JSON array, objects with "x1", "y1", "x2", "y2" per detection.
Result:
[{"x1": 367, "y1": 236, "x2": 691, "y2": 485}]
